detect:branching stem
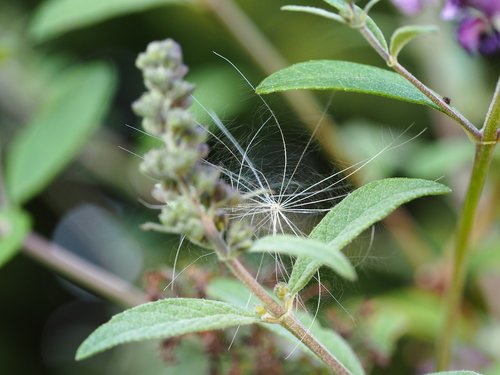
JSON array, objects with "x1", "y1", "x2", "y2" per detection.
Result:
[
  {"x1": 198, "y1": 211, "x2": 351, "y2": 374},
  {"x1": 358, "y1": 24, "x2": 481, "y2": 141}
]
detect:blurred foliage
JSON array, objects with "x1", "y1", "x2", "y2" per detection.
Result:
[{"x1": 0, "y1": 0, "x2": 499, "y2": 374}]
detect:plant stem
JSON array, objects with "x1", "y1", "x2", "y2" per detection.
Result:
[
  {"x1": 199, "y1": 211, "x2": 351, "y2": 374},
  {"x1": 226, "y1": 257, "x2": 352, "y2": 375},
  {"x1": 436, "y1": 76, "x2": 500, "y2": 370},
  {"x1": 358, "y1": 24, "x2": 480, "y2": 141},
  {"x1": 23, "y1": 232, "x2": 147, "y2": 308}
]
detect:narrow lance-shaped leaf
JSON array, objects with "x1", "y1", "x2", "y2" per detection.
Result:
[
  {"x1": 6, "y1": 63, "x2": 116, "y2": 204},
  {"x1": 288, "y1": 178, "x2": 451, "y2": 295},
  {"x1": 207, "y1": 278, "x2": 365, "y2": 375},
  {"x1": 0, "y1": 209, "x2": 31, "y2": 267},
  {"x1": 76, "y1": 298, "x2": 259, "y2": 360},
  {"x1": 256, "y1": 60, "x2": 439, "y2": 110},
  {"x1": 29, "y1": 0, "x2": 190, "y2": 42},
  {"x1": 281, "y1": 5, "x2": 346, "y2": 24},
  {"x1": 390, "y1": 25, "x2": 438, "y2": 60},
  {"x1": 250, "y1": 235, "x2": 356, "y2": 281}
]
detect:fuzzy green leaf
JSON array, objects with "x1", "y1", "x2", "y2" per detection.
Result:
[
  {"x1": 365, "y1": 13, "x2": 388, "y2": 51},
  {"x1": 207, "y1": 278, "x2": 365, "y2": 375},
  {"x1": 288, "y1": 0, "x2": 388, "y2": 50},
  {"x1": 250, "y1": 235, "x2": 356, "y2": 281},
  {"x1": 76, "y1": 298, "x2": 259, "y2": 360},
  {"x1": 29, "y1": 0, "x2": 190, "y2": 42},
  {"x1": 0, "y1": 209, "x2": 31, "y2": 267},
  {"x1": 321, "y1": 0, "x2": 347, "y2": 12},
  {"x1": 256, "y1": 60, "x2": 438, "y2": 109},
  {"x1": 288, "y1": 178, "x2": 451, "y2": 294},
  {"x1": 6, "y1": 63, "x2": 116, "y2": 204},
  {"x1": 390, "y1": 25, "x2": 438, "y2": 60}
]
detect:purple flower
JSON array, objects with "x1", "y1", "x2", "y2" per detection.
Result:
[
  {"x1": 391, "y1": 0, "x2": 437, "y2": 15},
  {"x1": 443, "y1": 0, "x2": 500, "y2": 55},
  {"x1": 391, "y1": 0, "x2": 425, "y2": 15}
]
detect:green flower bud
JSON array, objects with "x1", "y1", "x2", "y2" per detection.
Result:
[
  {"x1": 136, "y1": 39, "x2": 183, "y2": 71},
  {"x1": 166, "y1": 109, "x2": 194, "y2": 132},
  {"x1": 273, "y1": 282, "x2": 289, "y2": 301},
  {"x1": 133, "y1": 90, "x2": 171, "y2": 118},
  {"x1": 226, "y1": 221, "x2": 253, "y2": 253}
]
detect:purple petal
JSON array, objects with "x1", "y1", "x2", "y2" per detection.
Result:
[
  {"x1": 479, "y1": 30, "x2": 500, "y2": 54},
  {"x1": 391, "y1": 0, "x2": 424, "y2": 15},
  {"x1": 441, "y1": 0, "x2": 466, "y2": 20},
  {"x1": 457, "y1": 17, "x2": 485, "y2": 53},
  {"x1": 470, "y1": 0, "x2": 500, "y2": 16}
]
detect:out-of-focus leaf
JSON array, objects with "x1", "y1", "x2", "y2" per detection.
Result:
[
  {"x1": 6, "y1": 63, "x2": 116, "y2": 204},
  {"x1": 189, "y1": 65, "x2": 248, "y2": 128},
  {"x1": 362, "y1": 309, "x2": 407, "y2": 360},
  {"x1": 338, "y1": 120, "x2": 421, "y2": 181},
  {"x1": 256, "y1": 60, "x2": 439, "y2": 110},
  {"x1": 29, "y1": 0, "x2": 190, "y2": 42},
  {"x1": 250, "y1": 235, "x2": 356, "y2": 281},
  {"x1": 0, "y1": 208, "x2": 31, "y2": 267},
  {"x1": 166, "y1": 336, "x2": 210, "y2": 375},
  {"x1": 390, "y1": 25, "x2": 438, "y2": 60},
  {"x1": 404, "y1": 138, "x2": 473, "y2": 178},
  {"x1": 426, "y1": 371, "x2": 482, "y2": 375},
  {"x1": 288, "y1": 178, "x2": 451, "y2": 294},
  {"x1": 76, "y1": 298, "x2": 259, "y2": 360},
  {"x1": 207, "y1": 278, "x2": 365, "y2": 375}
]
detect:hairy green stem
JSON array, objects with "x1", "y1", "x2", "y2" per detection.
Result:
[
  {"x1": 436, "y1": 76, "x2": 500, "y2": 370},
  {"x1": 358, "y1": 24, "x2": 480, "y2": 140},
  {"x1": 198, "y1": 210, "x2": 351, "y2": 374},
  {"x1": 227, "y1": 257, "x2": 352, "y2": 375},
  {"x1": 23, "y1": 232, "x2": 147, "y2": 308}
]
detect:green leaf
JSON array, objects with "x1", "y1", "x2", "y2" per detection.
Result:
[
  {"x1": 256, "y1": 60, "x2": 439, "y2": 110},
  {"x1": 250, "y1": 235, "x2": 356, "y2": 281},
  {"x1": 281, "y1": 5, "x2": 345, "y2": 24},
  {"x1": 364, "y1": 13, "x2": 388, "y2": 52},
  {"x1": 29, "y1": 0, "x2": 190, "y2": 42},
  {"x1": 6, "y1": 63, "x2": 116, "y2": 204},
  {"x1": 287, "y1": 178, "x2": 451, "y2": 294},
  {"x1": 76, "y1": 298, "x2": 259, "y2": 360},
  {"x1": 321, "y1": 0, "x2": 347, "y2": 12},
  {"x1": 0, "y1": 209, "x2": 31, "y2": 267},
  {"x1": 287, "y1": 2, "x2": 387, "y2": 51},
  {"x1": 207, "y1": 278, "x2": 365, "y2": 375},
  {"x1": 390, "y1": 25, "x2": 438, "y2": 60}
]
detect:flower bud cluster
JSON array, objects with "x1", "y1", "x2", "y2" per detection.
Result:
[{"x1": 133, "y1": 39, "x2": 253, "y2": 254}]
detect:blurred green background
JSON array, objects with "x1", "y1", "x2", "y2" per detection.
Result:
[{"x1": 0, "y1": 0, "x2": 499, "y2": 374}]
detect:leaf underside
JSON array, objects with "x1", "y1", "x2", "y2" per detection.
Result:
[
  {"x1": 250, "y1": 235, "x2": 356, "y2": 281},
  {"x1": 0, "y1": 209, "x2": 31, "y2": 267},
  {"x1": 75, "y1": 298, "x2": 259, "y2": 360}
]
